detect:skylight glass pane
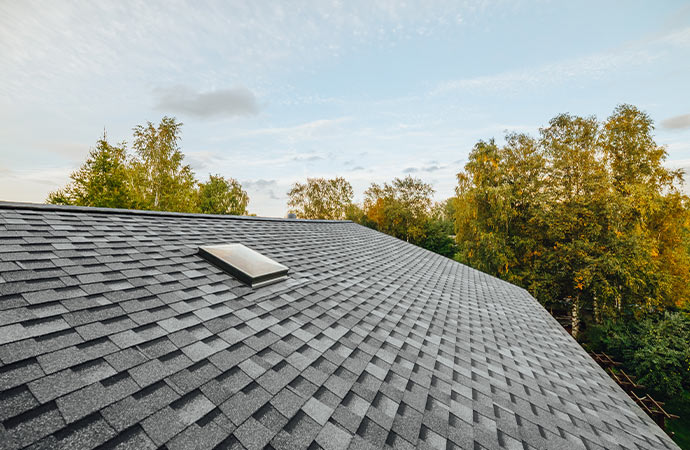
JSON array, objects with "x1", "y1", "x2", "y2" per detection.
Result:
[{"x1": 198, "y1": 244, "x2": 288, "y2": 288}]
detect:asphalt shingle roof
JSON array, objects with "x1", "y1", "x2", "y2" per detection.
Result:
[{"x1": 0, "y1": 202, "x2": 679, "y2": 450}]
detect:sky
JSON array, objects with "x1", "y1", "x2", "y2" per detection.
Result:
[{"x1": 1, "y1": 0, "x2": 689, "y2": 217}]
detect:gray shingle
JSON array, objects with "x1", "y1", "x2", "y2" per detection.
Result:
[
  {"x1": 253, "y1": 403, "x2": 289, "y2": 434},
  {"x1": 278, "y1": 410, "x2": 322, "y2": 449},
  {"x1": 170, "y1": 389, "x2": 215, "y2": 425},
  {"x1": 0, "y1": 358, "x2": 45, "y2": 391},
  {"x1": 315, "y1": 421, "x2": 352, "y2": 450},
  {"x1": 220, "y1": 382, "x2": 271, "y2": 426},
  {"x1": 28, "y1": 358, "x2": 117, "y2": 403},
  {"x1": 36, "y1": 337, "x2": 118, "y2": 374},
  {"x1": 302, "y1": 397, "x2": 333, "y2": 426},
  {"x1": 127, "y1": 351, "x2": 192, "y2": 388},
  {"x1": 0, "y1": 385, "x2": 39, "y2": 422},
  {"x1": 270, "y1": 387, "x2": 305, "y2": 419},
  {"x1": 0, "y1": 203, "x2": 680, "y2": 450},
  {"x1": 168, "y1": 360, "x2": 222, "y2": 394},
  {"x1": 0, "y1": 317, "x2": 70, "y2": 345},
  {"x1": 3, "y1": 402, "x2": 65, "y2": 448},
  {"x1": 233, "y1": 417, "x2": 274, "y2": 450},
  {"x1": 104, "y1": 347, "x2": 148, "y2": 372},
  {"x1": 101, "y1": 381, "x2": 179, "y2": 432},
  {"x1": 140, "y1": 406, "x2": 187, "y2": 446},
  {"x1": 90, "y1": 425, "x2": 156, "y2": 450},
  {"x1": 52, "y1": 413, "x2": 117, "y2": 449},
  {"x1": 56, "y1": 373, "x2": 139, "y2": 423},
  {"x1": 165, "y1": 419, "x2": 229, "y2": 450}
]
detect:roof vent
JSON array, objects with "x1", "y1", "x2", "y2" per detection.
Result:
[
  {"x1": 287, "y1": 213, "x2": 297, "y2": 219},
  {"x1": 198, "y1": 244, "x2": 288, "y2": 288}
]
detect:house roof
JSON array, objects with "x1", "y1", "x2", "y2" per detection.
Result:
[{"x1": 0, "y1": 202, "x2": 679, "y2": 450}]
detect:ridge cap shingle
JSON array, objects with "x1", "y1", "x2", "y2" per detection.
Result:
[{"x1": 0, "y1": 201, "x2": 351, "y2": 223}]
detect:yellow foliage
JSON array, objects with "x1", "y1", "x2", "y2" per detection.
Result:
[{"x1": 574, "y1": 275, "x2": 585, "y2": 290}]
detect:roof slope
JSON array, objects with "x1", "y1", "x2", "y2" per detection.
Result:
[{"x1": 0, "y1": 203, "x2": 679, "y2": 450}]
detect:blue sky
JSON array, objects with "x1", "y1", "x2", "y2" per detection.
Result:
[{"x1": 1, "y1": 0, "x2": 689, "y2": 217}]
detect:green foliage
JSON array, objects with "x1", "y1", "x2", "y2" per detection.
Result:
[
  {"x1": 455, "y1": 134, "x2": 546, "y2": 285},
  {"x1": 47, "y1": 118, "x2": 250, "y2": 215},
  {"x1": 129, "y1": 117, "x2": 198, "y2": 212},
  {"x1": 667, "y1": 391, "x2": 690, "y2": 449},
  {"x1": 46, "y1": 190, "x2": 72, "y2": 206},
  {"x1": 586, "y1": 318, "x2": 640, "y2": 362},
  {"x1": 47, "y1": 135, "x2": 133, "y2": 208},
  {"x1": 344, "y1": 203, "x2": 377, "y2": 229},
  {"x1": 454, "y1": 105, "x2": 690, "y2": 335},
  {"x1": 364, "y1": 175, "x2": 434, "y2": 242},
  {"x1": 198, "y1": 174, "x2": 249, "y2": 215},
  {"x1": 417, "y1": 217, "x2": 457, "y2": 258},
  {"x1": 289, "y1": 176, "x2": 451, "y2": 257},
  {"x1": 592, "y1": 312, "x2": 690, "y2": 398},
  {"x1": 287, "y1": 177, "x2": 354, "y2": 219},
  {"x1": 633, "y1": 313, "x2": 690, "y2": 397}
]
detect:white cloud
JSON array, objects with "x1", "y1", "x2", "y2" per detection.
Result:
[
  {"x1": 654, "y1": 26, "x2": 690, "y2": 47},
  {"x1": 433, "y1": 26, "x2": 690, "y2": 96},
  {"x1": 433, "y1": 49, "x2": 655, "y2": 95},
  {"x1": 154, "y1": 86, "x2": 259, "y2": 118},
  {"x1": 0, "y1": 0, "x2": 509, "y2": 103},
  {"x1": 0, "y1": 167, "x2": 72, "y2": 203},
  {"x1": 403, "y1": 165, "x2": 444, "y2": 173},
  {"x1": 661, "y1": 113, "x2": 690, "y2": 130},
  {"x1": 242, "y1": 179, "x2": 277, "y2": 190},
  {"x1": 232, "y1": 118, "x2": 351, "y2": 140}
]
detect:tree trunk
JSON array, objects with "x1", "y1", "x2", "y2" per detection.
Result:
[{"x1": 571, "y1": 296, "x2": 580, "y2": 339}]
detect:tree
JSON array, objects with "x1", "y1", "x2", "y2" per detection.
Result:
[
  {"x1": 454, "y1": 105, "x2": 690, "y2": 338},
  {"x1": 47, "y1": 134, "x2": 133, "y2": 209},
  {"x1": 599, "y1": 105, "x2": 690, "y2": 314},
  {"x1": 363, "y1": 176, "x2": 434, "y2": 242},
  {"x1": 534, "y1": 114, "x2": 609, "y2": 336},
  {"x1": 601, "y1": 104, "x2": 679, "y2": 193},
  {"x1": 344, "y1": 203, "x2": 377, "y2": 229},
  {"x1": 419, "y1": 220, "x2": 457, "y2": 258},
  {"x1": 455, "y1": 135, "x2": 546, "y2": 287},
  {"x1": 129, "y1": 117, "x2": 197, "y2": 212},
  {"x1": 593, "y1": 312, "x2": 690, "y2": 398},
  {"x1": 632, "y1": 312, "x2": 690, "y2": 397},
  {"x1": 439, "y1": 197, "x2": 457, "y2": 227},
  {"x1": 48, "y1": 117, "x2": 252, "y2": 216},
  {"x1": 287, "y1": 177, "x2": 354, "y2": 219},
  {"x1": 412, "y1": 200, "x2": 457, "y2": 258},
  {"x1": 198, "y1": 174, "x2": 249, "y2": 215}
]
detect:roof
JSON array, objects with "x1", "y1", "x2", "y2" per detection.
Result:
[{"x1": 0, "y1": 202, "x2": 679, "y2": 450}]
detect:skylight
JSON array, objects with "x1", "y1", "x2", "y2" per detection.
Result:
[{"x1": 198, "y1": 243, "x2": 288, "y2": 288}]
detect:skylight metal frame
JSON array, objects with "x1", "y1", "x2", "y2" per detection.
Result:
[{"x1": 198, "y1": 243, "x2": 289, "y2": 288}]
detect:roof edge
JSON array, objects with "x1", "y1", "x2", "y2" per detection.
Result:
[{"x1": 0, "y1": 201, "x2": 351, "y2": 223}]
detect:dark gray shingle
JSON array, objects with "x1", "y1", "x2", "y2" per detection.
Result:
[{"x1": 0, "y1": 203, "x2": 680, "y2": 450}]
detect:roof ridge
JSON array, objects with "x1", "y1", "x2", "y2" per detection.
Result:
[{"x1": 0, "y1": 201, "x2": 351, "y2": 223}]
